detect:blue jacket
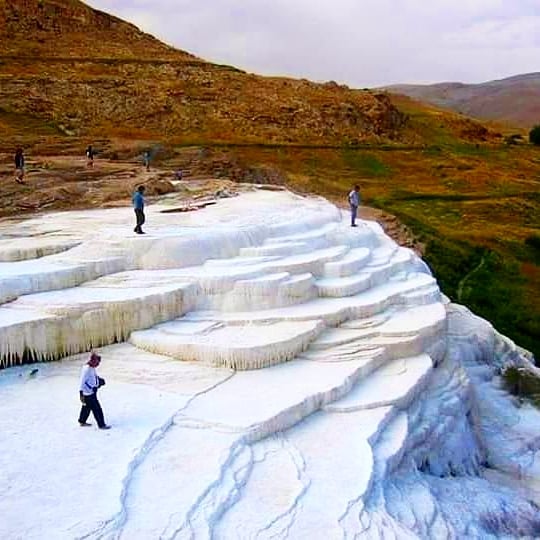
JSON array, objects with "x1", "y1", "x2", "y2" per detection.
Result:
[{"x1": 132, "y1": 191, "x2": 145, "y2": 210}]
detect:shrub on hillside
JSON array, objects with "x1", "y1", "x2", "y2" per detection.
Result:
[
  {"x1": 529, "y1": 125, "x2": 540, "y2": 145},
  {"x1": 525, "y1": 233, "x2": 540, "y2": 251},
  {"x1": 505, "y1": 134, "x2": 523, "y2": 146}
]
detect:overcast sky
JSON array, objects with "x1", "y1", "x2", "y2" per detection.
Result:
[{"x1": 87, "y1": 0, "x2": 540, "y2": 87}]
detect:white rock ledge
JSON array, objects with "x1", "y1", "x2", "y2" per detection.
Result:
[{"x1": 0, "y1": 190, "x2": 538, "y2": 539}]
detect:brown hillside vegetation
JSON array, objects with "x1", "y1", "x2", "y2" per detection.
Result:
[
  {"x1": 0, "y1": 0, "x2": 196, "y2": 60},
  {"x1": 0, "y1": 0, "x2": 538, "y2": 361},
  {"x1": 0, "y1": 0, "x2": 500, "y2": 146},
  {"x1": 384, "y1": 73, "x2": 540, "y2": 129}
]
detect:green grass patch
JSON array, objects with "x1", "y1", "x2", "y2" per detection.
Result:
[
  {"x1": 0, "y1": 107, "x2": 65, "y2": 136},
  {"x1": 389, "y1": 191, "x2": 474, "y2": 202},
  {"x1": 445, "y1": 143, "x2": 492, "y2": 157},
  {"x1": 342, "y1": 150, "x2": 391, "y2": 177},
  {"x1": 422, "y1": 145, "x2": 443, "y2": 157},
  {"x1": 496, "y1": 237, "x2": 540, "y2": 265}
]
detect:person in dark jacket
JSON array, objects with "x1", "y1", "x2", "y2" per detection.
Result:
[
  {"x1": 14, "y1": 148, "x2": 25, "y2": 184},
  {"x1": 86, "y1": 145, "x2": 95, "y2": 168},
  {"x1": 132, "y1": 185, "x2": 146, "y2": 234},
  {"x1": 78, "y1": 352, "x2": 110, "y2": 429}
]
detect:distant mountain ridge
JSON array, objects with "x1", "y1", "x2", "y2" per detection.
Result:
[{"x1": 383, "y1": 73, "x2": 540, "y2": 128}]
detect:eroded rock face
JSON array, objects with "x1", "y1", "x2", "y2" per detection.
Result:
[
  {"x1": 0, "y1": 190, "x2": 538, "y2": 539},
  {"x1": 0, "y1": 61, "x2": 408, "y2": 143}
]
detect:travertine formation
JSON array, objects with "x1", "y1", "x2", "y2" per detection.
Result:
[{"x1": 0, "y1": 190, "x2": 538, "y2": 539}]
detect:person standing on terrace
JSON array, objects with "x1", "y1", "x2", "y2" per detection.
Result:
[
  {"x1": 132, "y1": 185, "x2": 146, "y2": 234},
  {"x1": 348, "y1": 184, "x2": 361, "y2": 227}
]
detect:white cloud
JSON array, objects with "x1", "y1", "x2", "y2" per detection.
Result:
[{"x1": 86, "y1": 0, "x2": 540, "y2": 86}]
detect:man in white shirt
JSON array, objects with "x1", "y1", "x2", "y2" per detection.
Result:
[
  {"x1": 78, "y1": 352, "x2": 110, "y2": 429},
  {"x1": 348, "y1": 184, "x2": 361, "y2": 227}
]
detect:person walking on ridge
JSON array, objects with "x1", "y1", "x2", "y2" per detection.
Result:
[
  {"x1": 348, "y1": 184, "x2": 361, "y2": 227},
  {"x1": 86, "y1": 145, "x2": 95, "y2": 168},
  {"x1": 78, "y1": 352, "x2": 110, "y2": 429},
  {"x1": 133, "y1": 185, "x2": 146, "y2": 234},
  {"x1": 14, "y1": 148, "x2": 25, "y2": 184},
  {"x1": 143, "y1": 150, "x2": 151, "y2": 171}
]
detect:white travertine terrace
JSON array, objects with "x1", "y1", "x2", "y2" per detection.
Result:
[
  {"x1": 0, "y1": 236, "x2": 81, "y2": 261},
  {"x1": 0, "y1": 189, "x2": 539, "y2": 539}
]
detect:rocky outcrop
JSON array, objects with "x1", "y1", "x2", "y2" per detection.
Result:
[{"x1": 0, "y1": 60, "x2": 408, "y2": 144}]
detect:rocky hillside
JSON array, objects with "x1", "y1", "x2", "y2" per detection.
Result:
[
  {"x1": 384, "y1": 73, "x2": 540, "y2": 128},
  {"x1": 0, "y1": 0, "x2": 196, "y2": 60},
  {"x1": 0, "y1": 0, "x2": 497, "y2": 146}
]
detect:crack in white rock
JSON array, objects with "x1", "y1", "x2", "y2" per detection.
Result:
[
  {"x1": 253, "y1": 436, "x2": 311, "y2": 540},
  {"x1": 160, "y1": 439, "x2": 252, "y2": 540},
  {"x1": 78, "y1": 370, "x2": 236, "y2": 540}
]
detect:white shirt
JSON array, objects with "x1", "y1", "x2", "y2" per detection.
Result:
[
  {"x1": 348, "y1": 190, "x2": 360, "y2": 207},
  {"x1": 79, "y1": 365, "x2": 99, "y2": 396}
]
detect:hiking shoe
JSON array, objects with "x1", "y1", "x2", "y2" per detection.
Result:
[
  {"x1": 79, "y1": 422, "x2": 92, "y2": 427},
  {"x1": 99, "y1": 425, "x2": 112, "y2": 430}
]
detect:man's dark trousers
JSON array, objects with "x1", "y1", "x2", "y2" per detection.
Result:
[
  {"x1": 350, "y1": 205, "x2": 358, "y2": 226},
  {"x1": 134, "y1": 208, "x2": 145, "y2": 233},
  {"x1": 79, "y1": 393, "x2": 106, "y2": 428}
]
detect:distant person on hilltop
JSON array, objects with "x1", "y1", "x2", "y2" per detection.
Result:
[
  {"x1": 143, "y1": 150, "x2": 151, "y2": 171},
  {"x1": 86, "y1": 145, "x2": 95, "y2": 168},
  {"x1": 132, "y1": 185, "x2": 146, "y2": 234},
  {"x1": 14, "y1": 148, "x2": 25, "y2": 184},
  {"x1": 348, "y1": 184, "x2": 361, "y2": 227},
  {"x1": 78, "y1": 352, "x2": 110, "y2": 429}
]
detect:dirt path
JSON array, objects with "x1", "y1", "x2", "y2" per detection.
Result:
[{"x1": 457, "y1": 253, "x2": 487, "y2": 303}]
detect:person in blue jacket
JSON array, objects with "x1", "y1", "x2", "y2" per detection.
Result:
[{"x1": 132, "y1": 185, "x2": 146, "y2": 234}]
